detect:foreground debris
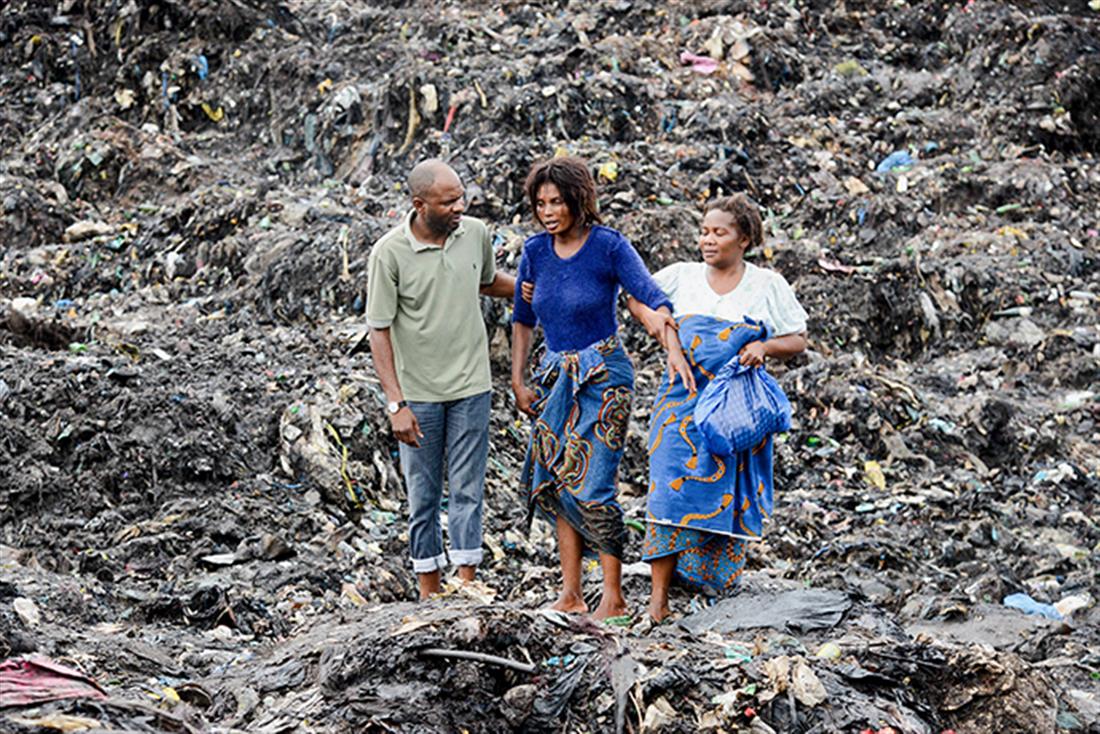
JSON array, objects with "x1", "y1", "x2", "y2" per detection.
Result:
[{"x1": 1, "y1": 0, "x2": 1098, "y2": 732}]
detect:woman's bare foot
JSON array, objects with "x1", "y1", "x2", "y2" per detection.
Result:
[
  {"x1": 591, "y1": 596, "x2": 629, "y2": 621},
  {"x1": 550, "y1": 591, "x2": 588, "y2": 614},
  {"x1": 646, "y1": 598, "x2": 671, "y2": 623}
]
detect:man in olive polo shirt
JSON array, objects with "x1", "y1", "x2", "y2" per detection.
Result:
[{"x1": 368, "y1": 159, "x2": 515, "y2": 600}]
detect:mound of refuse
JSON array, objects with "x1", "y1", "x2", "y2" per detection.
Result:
[{"x1": 1, "y1": 0, "x2": 1097, "y2": 732}]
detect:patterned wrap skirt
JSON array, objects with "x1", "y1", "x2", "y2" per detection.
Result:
[
  {"x1": 521, "y1": 334, "x2": 634, "y2": 559},
  {"x1": 643, "y1": 315, "x2": 775, "y2": 592}
]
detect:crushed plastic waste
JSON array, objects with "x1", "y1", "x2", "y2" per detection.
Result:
[
  {"x1": 1004, "y1": 592, "x2": 1064, "y2": 621},
  {"x1": 875, "y1": 151, "x2": 915, "y2": 174}
]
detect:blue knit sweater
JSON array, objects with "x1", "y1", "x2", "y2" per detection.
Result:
[{"x1": 512, "y1": 226, "x2": 673, "y2": 352}]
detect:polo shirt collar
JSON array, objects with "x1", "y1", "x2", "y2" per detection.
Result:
[{"x1": 403, "y1": 209, "x2": 466, "y2": 252}]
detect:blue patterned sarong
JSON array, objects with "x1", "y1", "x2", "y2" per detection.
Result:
[
  {"x1": 521, "y1": 335, "x2": 634, "y2": 559},
  {"x1": 643, "y1": 315, "x2": 775, "y2": 591}
]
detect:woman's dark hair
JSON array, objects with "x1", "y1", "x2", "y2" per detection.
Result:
[
  {"x1": 524, "y1": 157, "x2": 602, "y2": 229},
  {"x1": 704, "y1": 193, "x2": 764, "y2": 251}
]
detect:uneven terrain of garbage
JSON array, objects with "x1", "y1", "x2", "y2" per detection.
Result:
[{"x1": 1, "y1": 1, "x2": 1098, "y2": 732}]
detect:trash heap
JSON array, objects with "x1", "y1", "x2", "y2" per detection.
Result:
[{"x1": 1, "y1": 0, "x2": 1098, "y2": 732}]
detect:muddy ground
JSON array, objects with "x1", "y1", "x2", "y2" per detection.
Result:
[{"x1": 1, "y1": 1, "x2": 1098, "y2": 732}]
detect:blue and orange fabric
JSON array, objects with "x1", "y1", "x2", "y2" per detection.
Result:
[
  {"x1": 643, "y1": 315, "x2": 775, "y2": 591},
  {"x1": 521, "y1": 335, "x2": 634, "y2": 559}
]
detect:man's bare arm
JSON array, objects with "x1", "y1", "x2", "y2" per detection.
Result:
[
  {"x1": 369, "y1": 326, "x2": 422, "y2": 446},
  {"x1": 480, "y1": 271, "x2": 517, "y2": 299}
]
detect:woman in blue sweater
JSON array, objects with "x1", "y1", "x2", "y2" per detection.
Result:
[{"x1": 511, "y1": 157, "x2": 693, "y2": 620}]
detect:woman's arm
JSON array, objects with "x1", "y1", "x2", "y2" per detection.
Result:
[
  {"x1": 603, "y1": 236, "x2": 684, "y2": 360},
  {"x1": 609, "y1": 233, "x2": 675, "y2": 314},
  {"x1": 625, "y1": 297, "x2": 695, "y2": 393},
  {"x1": 739, "y1": 332, "x2": 808, "y2": 367},
  {"x1": 511, "y1": 322, "x2": 538, "y2": 416},
  {"x1": 625, "y1": 295, "x2": 676, "y2": 348}
]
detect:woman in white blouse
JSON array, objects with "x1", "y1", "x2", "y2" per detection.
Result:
[{"x1": 629, "y1": 194, "x2": 808, "y2": 622}]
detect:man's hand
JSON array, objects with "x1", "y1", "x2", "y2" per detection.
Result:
[
  {"x1": 521, "y1": 280, "x2": 534, "y2": 304},
  {"x1": 513, "y1": 383, "x2": 538, "y2": 417},
  {"x1": 390, "y1": 407, "x2": 423, "y2": 447},
  {"x1": 738, "y1": 341, "x2": 767, "y2": 368}
]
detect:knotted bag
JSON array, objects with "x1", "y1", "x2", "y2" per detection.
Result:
[{"x1": 693, "y1": 355, "x2": 792, "y2": 456}]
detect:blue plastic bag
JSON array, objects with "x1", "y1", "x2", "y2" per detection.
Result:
[{"x1": 693, "y1": 357, "x2": 792, "y2": 456}]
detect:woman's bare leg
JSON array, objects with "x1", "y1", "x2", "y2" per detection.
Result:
[
  {"x1": 592, "y1": 552, "x2": 628, "y2": 621},
  {"x1": 550, "y1": 515, "x2": 588, "y2": 613},
  {"x1": 647, "y1": 554, "x2": 677, "y2": 622}
]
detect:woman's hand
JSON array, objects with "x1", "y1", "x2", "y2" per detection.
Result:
[
  {"x1": 664, "y1": 318, "x2": 696, "y2": 394},
  {"x1": 638, "y1": 305, "x2": 677, "y2": 348},
  {"x1": 513, "y1": 383, "x2": 538, "y2": 417},
  {"x1": 738, "y1": 341, "x2": 767, "y2": 368},
  {"x1": 521, "y1": 280, "x2": 534, "y2": 304},
  {"x1": 511, "y1": 322, "x2": 536, "y2": 416},
  {"x1": 667, "y1": 347, "x2": 696, "y2": 394}
]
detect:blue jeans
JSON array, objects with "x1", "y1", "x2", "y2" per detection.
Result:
[{"x1": 399, "y1": 391, "x2": 491, "y2": 573}]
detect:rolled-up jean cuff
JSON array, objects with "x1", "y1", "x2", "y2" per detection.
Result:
[
  {"x1": 411, "y1": 552, "x2": 447, "y2": 573},
  {"x1": 450, "y1": 548, "x2": 483, "y2": 567}
]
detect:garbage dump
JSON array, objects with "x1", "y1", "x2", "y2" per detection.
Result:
[{"x1": 1, "y1": 0, "x2": 1098, "y2": 732}]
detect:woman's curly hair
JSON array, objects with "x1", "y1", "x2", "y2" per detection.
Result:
[
  {"x1": 705, "y1": 193, "x2": 763, "y2": 251},
  {"x1": 524, "y1": 157, "x2": 602, "y2": 229}
]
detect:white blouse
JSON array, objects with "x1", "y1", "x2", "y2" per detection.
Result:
[{"x1": 652, "y1": 261, "x2": 808, "y2": 336}]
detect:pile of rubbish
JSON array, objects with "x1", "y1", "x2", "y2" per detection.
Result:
[{"x1": 1, "y1": 0, "x2": 1097, "y2": 731}]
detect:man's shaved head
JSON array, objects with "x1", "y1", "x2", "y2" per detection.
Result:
[
  {"x1": 408, "y1": 159, "x2": 466, "y2": 239},
  {"x1": 408, "y1": 159, "x2": 459, "y2": 199}
]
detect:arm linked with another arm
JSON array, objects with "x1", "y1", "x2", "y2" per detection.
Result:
[
  {"x1": 625, "y1": 295, "x2": 695, "y2": 394},
  {"x1": 480, "y1": 271, "x2": 517, "y2": 299}
]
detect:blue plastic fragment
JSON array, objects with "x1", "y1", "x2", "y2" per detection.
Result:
[
  {"x1": 1003, "y1": 592, "x2": 1063, "y2": 621},
  {"x1": 876, "y1": 150, "x2": 913, "y2": 173},
  {"x1": 543, "y1": 654, "x2": 576, "y2": 668},
  {"x1": 661, "y1": 107, "x2": 678, "y2": 133}
]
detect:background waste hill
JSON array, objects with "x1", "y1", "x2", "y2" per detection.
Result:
[{"x1": 1, "y1": 1, "x2": 1097, "y2": 732}]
